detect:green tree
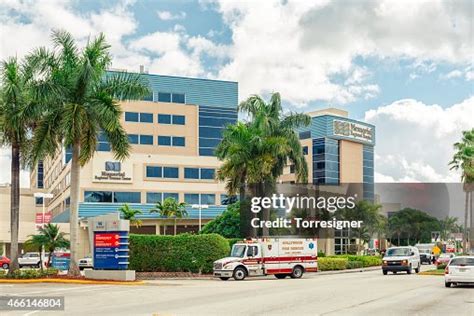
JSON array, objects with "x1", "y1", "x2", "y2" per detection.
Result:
[
  {"x1": 217, "y1": 93, "x2": 310, "y2": 236},
  {"x1": 119, "y1": 203, "x2": 143, "y2": 228},
  {"x1": 151, "y1": 197, "x2": 188, "y2": 235},
  {"x1": 439, "y1": 216, "x2": 458, "y2": 241},
  {"x1": 0, "y1": 56, "x2": 43, "y2": 273},
  {"x1": 28, "y1": 30, "x2": 150, "y2": 275},
  {"x1": 200, "y1": 202, "x2": 240, "y2": 238},
  {"x1": 25, "y1": 224, "x2": 69, "y2": 269},
  {"x1": 449, "y1": 129, "x2": 474, "y2": 253}
]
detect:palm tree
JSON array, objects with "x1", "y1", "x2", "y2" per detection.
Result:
[
  {"x1": 0, "y1": 56, "x2": 43, "y2": 273},
  {"x1": 119, "y1": 203, "x2": 142, "y2": 228},
  {"x1": 440, "y1": 216, "x2": 458, "y2": 241},
  {"x1": 151, "y1": 197, "x2": 188, "y2": 235},
  {"x1": 217, "y1": 93, "x2": 310, "y2": 236},
  {"x1": 25, "y1": 224, "x2": 69, "y2": 269},
  {"x1": 28, "y1": 30, "x2": 150, "y2": 275},
  {"x1": 24, "y1": 234, "x2": 47, "y2": 271},
  {"x1": 449, "y1": 129, "x2": 474, "y2": 253}
]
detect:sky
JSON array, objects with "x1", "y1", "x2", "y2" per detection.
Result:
[{"x1": 0, "y1": 0, "x2": 473, "y2": 187}]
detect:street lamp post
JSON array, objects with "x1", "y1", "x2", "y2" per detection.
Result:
[
  {"x1": 33, "y1": 192, "x2": 54, "y2": 269},
  {"x1": 192, "y1": 204, "x2": 209, "y2": 231}
]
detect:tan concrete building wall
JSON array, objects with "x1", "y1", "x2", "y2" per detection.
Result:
[{"x1": 339, "y1": 140, "x2": 363, "y2": 183}]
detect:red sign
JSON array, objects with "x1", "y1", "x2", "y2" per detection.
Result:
[
  {"x1": 35, "y1": 212, "x2": 52, "y2": 224},
  {"x1": 94, "y1": 233, "x2": 120, "y2": 247}
]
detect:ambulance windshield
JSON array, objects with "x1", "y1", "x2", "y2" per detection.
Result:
[{"x1": 231, "y1": 245, "x2": 246, "y2": 258}]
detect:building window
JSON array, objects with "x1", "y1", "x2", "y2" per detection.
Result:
[
  {"x1": 84, "y1": 191, "x2": 113, "y2": 203},
  {"x1": 128, "y1": 134, "x2": 139, "y2": 144},
  {"x1": 105, "y1": 161, "x2": 121, "y2": 172},
  {"x1": 316, "y1": 162, "x2": 325, "y2": 169},
  {"x1": 163, "y1": 167, "x2": 179, "y2": 178},
  {"x1": 140, "y1": 113, "x2": 153, "y2": 123},
  {"x1": 200, "y1": 194, "x2": 216, "y2": 205},
  {"x1": 96, "y1": 131, "x2": 111, "y2": 151},
  {"x1": 158, "y1": 114, "x2": 171, "y2": 124},
  {"x1": 200, "y1": 168, "x2": 215, "y2": 180},
  {"x1": 35, "y1": 197, "x2": 43, "y2": 205},
  {"x1": 146, "y1": 166, "x2": 162, "y2": 178},
  {"x1": 65, "y1": 146, "x2": 72, "y2": 163},
  {"x1": 158, "y1": 136, "x2": 171, "y2": 146},
  {"x1": 172, "y1": 136, "x2": 185, "y2": 147},
  {"x1": 114, "y1": 192, "x2": 141, "y2": 203},
  {"x1": 37, "y1": 160, "x2": 44, "y2": 189},
  {"x1": 289, "y1": 165, "x2": 295, "y2": 174},
  {"x1": 146, "y1": 192, "x2": 162, "y2": 204},
  {"x1": 158, "y1": 92, "x2": 171, "y2": 103},
  {"x1": 142, "y1": 92, "x2": 154, "y2": 101},
  {"x1": 299, "y1": 131, "x2": 311, "y2": 140},
  {"x1": 184, "y1": 168, "x2": 199, "y2": 179},
  {"x1": 172, "y1": 93, "x2": 185, "y2": 104},
  {"x1": 220, "y1": 194, "x2": 238, "y2": 205},
  {"x1": 172, "y1": 115, "x2": 185, "y2": 125},
  {"x1": 139, "y1": 135, "x2": 153, "y2": 145},
  {"x1": 125, "y1": 112, "x2": 139, "y2": 122},
  {"x1": 184, "y1": 193, "x2": 200, "y2": 205},
  {"x1": 302, "y1": 146, "x2": 309, "y2": 155},
  {"x1": 163, "y1": 192, "x2": 179, "y2": 200}
]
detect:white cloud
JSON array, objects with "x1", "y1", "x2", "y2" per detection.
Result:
[
  {"x1": 0, "y1": 147, "x2": 30, "y2": 188},
  {"x1": 440, "y1": 69, "x2": 463, "y2": 80},
  {"x1": 157, "y1": 10, "x2": 186, "y2": 21},
  {"x1": 365, "y1": 97, "x2": 474, "y2": 182},
  {"x1": 210, "y1": 0, "x2": 472, "y2": 105}
]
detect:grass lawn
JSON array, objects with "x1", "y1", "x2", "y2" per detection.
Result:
[{"x1": 419, "y1": 269, "x2": 445, "y2": 276}]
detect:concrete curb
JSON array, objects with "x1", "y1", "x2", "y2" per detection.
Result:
[
  {"x1": 316, "y1": 266, "x2": 381, "y2": 275},
  {"x1": 0, "y1": 278, "x2": 145, "y2": 285}
]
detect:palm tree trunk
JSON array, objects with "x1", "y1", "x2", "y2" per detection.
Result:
[
  {"x1": 470, "y1": 191, "x2": 473, "y2": 254},
  {"x1": 463, "y1": 191, "x2": 468, "y2": 253},
  {"x1": 174, "y1": 219, "x2": 177, "y2": 235},
  {"x1": 68, "y1": 139, "x2": 81, "y2": 276},
  {"x1": 397, "y1": 233, "x2": 400, "y2": 246},
  {"x1": 9, "y1": 143, "x2": 20, "y2": 273}
]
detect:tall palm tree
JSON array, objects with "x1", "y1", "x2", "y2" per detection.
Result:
[
  {"x1": 440, "y1": 216, "x2": 458, "y2": 241},
  {"x1": 238, "y1": 93, "x2": 311, "y2": 235},
  {"x1": 29, "y1": 30, "x2": 150, "y2": 275},
  {"x1": 119, "y1": 203, "x2": 143, "y2": 228},
  {"x1": 151, "y1": 197, "x2": 188, "y2": 235},
  {"x1": 0, "y1": 57, "x2": 43, "y2": 273},
  {"x1": 449, "y1": 128, "x2": 474, "y2": 253}
]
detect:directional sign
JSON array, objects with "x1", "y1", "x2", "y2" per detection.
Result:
[{"x1": 93, "y1": 231, "x2": 129, "y2": 270}]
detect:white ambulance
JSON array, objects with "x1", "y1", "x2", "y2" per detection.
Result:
[{"x1": 213, "y1": 238, "x2": 318, "y2": 281}]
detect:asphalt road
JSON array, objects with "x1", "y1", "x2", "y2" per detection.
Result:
[{"x1": 1, "y1": 265, "x2": 473, "y2": 316}]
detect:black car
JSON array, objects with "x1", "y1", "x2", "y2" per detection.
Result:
[{"x1": 419, "y1": 252, "x2": 433, "y2": 264}]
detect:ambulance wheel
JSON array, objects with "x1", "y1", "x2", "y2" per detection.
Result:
[
  {"x1": 219, "y1": 277, "x2": 230, "y2": 281},
  {"x1": 274, "y1": 274, "x2": 287, "y2": 279},
  {"x1": 233, "y1": 267, "x2": 247, "y2": 281},
  {"x1": 290, "y1": 266, "x2": 304, "y2": 279}
]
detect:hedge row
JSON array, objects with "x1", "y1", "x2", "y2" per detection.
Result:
[
  {"x1": 0, "y1": 268, "x2": 58, "y2": 279},
  {"x1": 129, "y1": 234, "x2": 230, "y2": 274},
  {"x1": 327, "y1": 255, "x2": 382, "y2": 267},
  {"x1": 318, "y1": 258, "x2": 348, "y2": 271}
]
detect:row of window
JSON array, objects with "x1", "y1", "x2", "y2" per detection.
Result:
[
  {"x1": 128, "y1": 135, "x2": 186, "y2": 147},
  {"x1": 125, "y1": 112, "x2": 185, "y2": 125},
  {"x1": 145, "y1": 166, "x2": 215, "y2": 180},
  {"x1": 84, "y1": 191, "x2": 232, "y2": 205}
]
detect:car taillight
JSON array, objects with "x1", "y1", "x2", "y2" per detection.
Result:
[{"x1": 445, "y1": 266, "x2": 449, "y2": 274}]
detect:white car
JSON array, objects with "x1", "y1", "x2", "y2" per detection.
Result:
[
  {"x1": 78, "y1": 257, "x2": 93, "y2": 270},
  {"x1": 18, "y1": 252, "x2": 49, "y2": 268},
  {"x1": 445, "y1": 256, "x2": 474, "y2": 287},
  {"x1": 382, "y1": 246, "x2": 421, "y2": 275}
]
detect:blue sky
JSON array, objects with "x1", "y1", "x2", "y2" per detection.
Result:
[{"x1": 0, "y1": 0, "x2": 473, "y2": 184}]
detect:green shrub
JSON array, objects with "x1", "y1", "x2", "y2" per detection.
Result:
[
  {"x1": 346, "y1": 261, "x2": 363, "y2": 269},
  {"x1": 317, "y1": 250, "x2": 326, "y2": 258},
  {"x1": 129, "y1": 233, "x2": 230, "y2": 273},
  {"x1": 45, "y1": 268, "x2": 59, "y2": 276},
  {"x1": 0, "y1": 270, "x2": 6, "y2": 278},
  {"x1": 200, "y1": 202, "x2": 240, "y2": 238},
  {"x1": 327, "y1": 255, "x2": 382, "y2": 267},
  {"x1": 318, "y1": 258, "x2": 348, "y2": 271},
  {"x1": 437, "y1": 263, "x2": 447, "y2": 270}
]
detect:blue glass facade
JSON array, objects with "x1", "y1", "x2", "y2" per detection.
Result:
[
  {"x1": 363, "y1": 145, "x2": 375, "y2": 200},
  {"x1": 199, "y1": 105, "x2": 238, "y2": 156},
  {"x1": 312, "y1": 138, "x2": 340, "y2": 185}
]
